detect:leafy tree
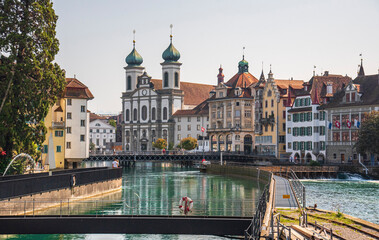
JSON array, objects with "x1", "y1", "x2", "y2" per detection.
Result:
[
  {"x1": 355, "y1": 111, "x2": 379, "y2": 155},
  {"x1": 89, "y1": 142, "x2": 96, "y2": 151},
  {"x1": 180, "y1": 137, "x2": 198, "y2": 150},
  {"x1": 152, "y1": 138, "x2": 167, "y2": 150},
  {"x1": 0, "y1": 0, "x2": 66, "y2": 173},
  {"x1": 168, "y1": 142, "x2": 174, "y2": 150},
  {"x1": 108, "y1": 119, "x2": 117, "y2": 128}
]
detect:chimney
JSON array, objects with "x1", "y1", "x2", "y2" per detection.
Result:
[{"x1": 324, "y1": 71, "x2": 329, "y2": 76}]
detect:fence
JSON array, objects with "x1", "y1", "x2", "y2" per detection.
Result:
[
  {"x1": 0, "y1": 168, "x2": 122, "y2": 200},
  {"x1": 288, "y1": 169, "x2": 306, "y2": 208}
]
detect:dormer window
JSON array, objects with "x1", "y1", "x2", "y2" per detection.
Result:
[
  {"x1": 327, "y1": 82, "x2": 333, "y2": 95},
  {"x1": 219, "y1": 92, "x2": 224, "y2": 98},
  {"x1": 346, "y1": 92, "x2": 350, "y2": 102},
  {"x1": 351, "y1": 92, "x2": 356, "y2": 102},
  {"x1": 235, "y1": 87, "x2": 242, "y2": 96}
]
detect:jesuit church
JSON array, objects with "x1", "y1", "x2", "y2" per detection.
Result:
[{"x1": 121, "y1": 33, "x2": 213, "y2": 151}]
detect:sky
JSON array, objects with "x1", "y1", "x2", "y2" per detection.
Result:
[{"x1": 52, "y1": 0, "x2": 379, "y2": 114}]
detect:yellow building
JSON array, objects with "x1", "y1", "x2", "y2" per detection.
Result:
[
  {"x1": 41, "y1": 98, "x2": 66, "y2": 169},
  {"x1": 256, "y1": 69, "x2": 303, "y2": 159}
]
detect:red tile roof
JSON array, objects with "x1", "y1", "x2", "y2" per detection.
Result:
[
  {"x1": 172, "y1": 99, "x2": 209, "y2": 116},
  {"x1": 64, "y1": 78, "x2": 94, "y2": 99},
  {"x1": 89, "y1": 112, "x2": 107, "y2": 122},
  {"x1": 308, "y1": 75, "x2": 351, "y2": 104},
  {"x1": 225, "y1": 72, "x2": 259, "y2": 88},
  {"x1": 150, "y1": 79, "x2": 214, "y2": 106}
]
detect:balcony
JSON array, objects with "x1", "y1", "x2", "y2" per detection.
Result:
[{"x1": 51, "y1": 121, "x2": 65, "y2": 129}]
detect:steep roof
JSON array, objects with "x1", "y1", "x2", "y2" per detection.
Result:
[
  {"x1": 172, "y1": 99, "x2": 209, "y2": 116},
  {"x1": 225, "y1": 72, "x2": 259, "y2": 89},
  {"x1": 89, "y1": 112, "x2": 107, "y2": 122},
  {"x1": 64, "y1": 78, "x2": 94, "y2": 99},
  {"x1": 308, "y1": 74, "x2": 351, "y2": 104},
  {"x1": 150, "y1": 79, "x2": 214, "y2": 106},
  {"x1": 321, "y1": 74, "x2": 379, "y2": 109},
  {"x1": 274, "y1": 79, "x2": 304, "y2": 97}
]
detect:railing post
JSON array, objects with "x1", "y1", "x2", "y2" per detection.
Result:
[{"x1": 303, "y1": 185, "x2": 306, "y2": 209}]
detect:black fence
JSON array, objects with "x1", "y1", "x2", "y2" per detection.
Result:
[{"x1": 0, "y1": 168, "x2": 122, "y2": 200}]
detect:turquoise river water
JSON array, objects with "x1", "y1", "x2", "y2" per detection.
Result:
[{"x1": 3, "y1": 163, "x2": 378, "y2": 239}]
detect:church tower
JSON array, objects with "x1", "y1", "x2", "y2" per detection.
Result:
[
  {"x1": 161, "y1": 25, "x2": 181, "y2": 89},
  {"x1": 124, "y1": 30, "x2": 144, "y2": 92}
]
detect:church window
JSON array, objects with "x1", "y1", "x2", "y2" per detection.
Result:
[
  {"x1": 163, "y1": 107, "x2": 168, "y2": 120},
  {"x1": 164, "y1": 72, "x2": 169, "y2": 87},
  {"x1": 125, "y1": 109, "x2": 130, "y2": 121},
  {"x1": 175, "y1": 72, "x2": 179, "y2": 87},
  {"x1": 127, "y1": 76, "x2": 132, "y2": 90},
  {"x1": 268, "y1": 90, "x2": 272, "y2": 97},
  {"x1": 152, "y1": 108, "x2": 156, "y2": 120},
  {"x1": 141, "y1": 106, "x2": 147, "y2": 120},
  {"x1": 133, "y1": 108, "x2": 137, "y2": 121}
]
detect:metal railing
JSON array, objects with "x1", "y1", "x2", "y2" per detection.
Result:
[
  {"x1": 271, "y1": 212, "x2": 292, "y2": 240},
  {"x1": 288, "y1": 169, "x2": 306, "y2": 209},
  {"x1": 244, "y1": 173, "x2": 272, "y2": 240}
]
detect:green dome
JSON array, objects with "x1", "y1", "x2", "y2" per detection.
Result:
[
  {"x1": 238, "y1": 57, "x2": 249, "y2": 73},
  {"x1": 125, "y1": 46, "x2": 143, "y2": 66},
  {"x1": 162, "y1": 41, "x2": 180, "y2": 63}
]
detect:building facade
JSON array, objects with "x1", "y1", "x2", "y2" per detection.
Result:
[
  {"x1": 121, "y1": 35, "x2": 213, "y2": 151},
  {"x1": 89, "y1": 119, "x2": 116, "y2": 152},
  {"x1": 207, "y1": 59, "x2": 258, "y2": 153}
]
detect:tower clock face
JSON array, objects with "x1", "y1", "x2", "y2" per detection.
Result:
[{"x1": 142, "y1": 89, "x2": 147, "y2": 96}]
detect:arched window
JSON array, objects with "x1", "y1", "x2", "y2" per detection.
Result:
[
  {"x1": 127, "y1": 76, "x2": 132, "y2": 90},
  {"x1": 175, "y1": 72, "x2": 179, "y2": 87},
  {"x1": 163, "y1": 130, "x2": 168, "y2": 140},
  {"x1": 268, "y1": 90, "x2": 272, "y2": 97},
  {"x1": 235, "y1": 135, "x2": 240, "y2": 141},
  {"x1": 152, "y1": 107, "x2": 156, "y2": 120},
  {"x1": 164, "y1": 72, "x2": 169, "y2": 87},
  {"x1": 133, "y1": 108, "x2": 137, "y2": 121},
  {"x1": 125, "y1": 109, "x2": 130, "y2": 121},
  {"x1": 163, "y1": 107, "x2": 168, "y2": 120},
  {"x1": 141, "y1": 106, "x2": 147, "y2": 120}
]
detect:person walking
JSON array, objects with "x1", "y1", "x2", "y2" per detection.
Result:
[{"x1": 112, "y1": 159, "x2": 119, "y2": 168}]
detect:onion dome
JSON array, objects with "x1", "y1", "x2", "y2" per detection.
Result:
[
  {"x1": 125, "y1": 40, "x2": 143, "y2": 66},
  {"x1": 238, "y1": 56, "x2": 249, "y2": 73},
  {"x1": 162, "y1": 35, "x2": 181, "y2": 63}
]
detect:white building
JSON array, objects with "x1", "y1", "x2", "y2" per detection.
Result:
[
  {"x1": 121, "y1": 33, "x2": 213, "y2": 151},
  {"x1": 172, "y1": 100, "x2": 210, "y2": 151},
  {"x1": 286, "y1": 72, "x2": 351, "y2": 163},
  {"x1": 89, "y1": 119, "x2": 116, "y2": 152},
  {"x1": 64, "y1": 78, "x2": 94, "y2": 168}
]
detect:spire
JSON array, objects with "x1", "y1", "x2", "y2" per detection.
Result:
[
  {"x1": 162, "y1": 24, "x2": 181, "y2": 63},
  {"x1": 125, "y1": 30, "x2": 143, "y2": 66},
  {"x1": 286, "y1": 85, "x2": 292, "y2": 107},
  {"x1": 268, "y1": 64, "x2": 274, "y2": 81},
  {"x1": 312, "y1": 85, "x2": 320, "y2": 105},
  {"x1": 238, "y1": 47, "x2": 249, "y2": 73},
  {"x1": 259, "y1": 61, "x2": 265, "y2": 82},
  {"x1": 217, "y1": 65, "x2": 224, "y2": 84},
  {"x1": 358, "y1": 54, "x2": 365, "y2": 77}
]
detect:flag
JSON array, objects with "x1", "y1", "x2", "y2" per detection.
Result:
[
  {"x1": 357, "y1": 121, "x2": 360, "y2": 129},
  {"x1": 346, "y1": 120, "x2": 351, "y2": 128},
  {"x1": 335, "y1": 121, "x2": 340, "y2": 129},
  {"x1": 328, "y1": 122, "x2": 332, "y2": 129},
  {"x1": 354, "y1": 119, "x2": 358, "y2": 127}
]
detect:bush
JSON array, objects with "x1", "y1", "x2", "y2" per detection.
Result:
[
  {"x1": 180, "y1": 137, "x2": 198, "y2": 150},
  {"x1": 152, "y1": 138, "x2": 167, "y2": 150},
  {"x1": 309, "y1": 160, "x2": 320, "y2": 166}
]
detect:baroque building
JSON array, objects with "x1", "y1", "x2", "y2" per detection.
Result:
[
  {"x1": 207, "y1": 57, "x2": 258, "y2": 153},
  {"x1": 121, "y1": 34, "x2": 213, "y2": 151}
]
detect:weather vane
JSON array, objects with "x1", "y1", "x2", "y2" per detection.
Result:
[
  {"x1": 170, "y1": 24, "x2": 173, "y2": 42},
  {"x1": 133, "y1": 29, "x2": 136, "y2": 46}
]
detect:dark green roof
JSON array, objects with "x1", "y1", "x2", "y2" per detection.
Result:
[
  {"x1": 125, "y1": 46, "x2": 143, "y2": 66},
  {"x1": 162, "y1": 40, "x2": 180, "y2": 63}
]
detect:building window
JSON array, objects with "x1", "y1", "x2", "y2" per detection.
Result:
[
  {"x1": 97, "y1": 129, "x2": 99, "y2": 133},
  {"x1": 219, "y1": 92, "x2": 224, "y2": 97},
  {"x1": 287, "y1": 128, "x2": 291, "y2": 134},
  {"x1": 142, "y1": 106, "x2": 147, "y2": 120},
  {"x1": 177, "y1": 134, "x2": 181, "y2": 140},
  {"x1": 80, "y1": 120, "x2": 85, "y2": 127},
  {"x1": 127, "y1": 76, "x2": 132, "y2": 90},
  {"x1": 287, "y1": 114, "x2": 291, "y2": 121},
  {"x1": 66, "y1": 142, "x2": 71, "y2": 149},
  {"x1": 56, "y1": 146, "x2": 61, "y2": 153},
  {"x1": 187, "y1": 125, "x2": 191, "y2": 131},
  {"x1": 288, "y1": 142, "x2": 292, "y2": 149},
  {"x1": 67, "y1": 112, "x2": 72, "y2": 119},
  {"x1": 351, "y1": 92, "x2": 356, "y2": 102},
  {"x1": 152, "y1": 108, "x2": 156, "y2": 120},
  {"x1": 67, "y1": 127, "x2": 71, "y2": 134},
  {"x1": 265, "y1": 100, "x2": 268, "y2": 108},
  {"x1": 235, "y1": 135, "x2": 240, "y2": 141},
  {"x1": 126, "y1": 109, "x2": 130, "y2": 121},
  {"x1": 282, "y1": 123, "x2": 286, "y2": 131},
  {"x1": 67, "y1": 99, "x2": 72, "y2": 105},
  {"x1": 177, "y1": 125, "x2": 181, "y2": 131},
  {"x1": 197, "y1": 125, "x2": 200, "y2": 131},
  {"x1": 235, "y1": 110, "x2": 241, "y2": 117},
  {"x1": 81, "y1": 105, "x2": 85, "y2": 112},
  {"x1": 133, "y1": 108, "x2": 137, "y2": 121},
  {"x1": 271, "y1": 99, "x2": 274, "y2": 107},
  {"x1": 175, "y1": 72, "x2": 179, "y2": 87},
  {"x1": 188, "y1": 117, "x2": 191, "y2": 122},
  {"x1": 164, "y1": 72, "x2": 169, "y2": 87},
  {"x1": 103, "y1": 139, "x2": 106, "y2": 145},
  {"x1": 282, "y1": 111, "x2": 286, "y2": 119},
  {"x1": 236, "y1": 102, "x2": 240, "y2": 106},
  {"x1": 103, "y1": 129, "x2": 106, "y2": 133},
  {"x1": 80, "y1": 135, "x2": 85, "y2": 142},
  {"x1": 163, "y1": 107, "x2": 168, "y2": 120},
  {"x1": 55, "y1": 130, "x2": 63, "y2": 137},
  {"x1": 178, "y1": 117, "x2": 181, "y2": 122},
  {"x1": 197, "y1": 116, "x2": 201, "y2": 122}
]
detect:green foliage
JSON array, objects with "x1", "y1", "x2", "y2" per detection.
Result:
[
  {"x1": 152, "y1": 138, "x2": 167, "y2": 150},
  {"x1": 89, "y1": 142, "x2": 96, "y2": 151},
  {"x1": 180, "y1": 137, "x2": 198, "y2": 150},
  {"x1": 309, "y1": 160, "x2": 320, "y2": 166},
  {"x1": 0, "y1": 0, "x2": 66, "y2": 171},
  {"x1": 168, "y1": 142, "x2": 174, "y2": 150},
  {"x1": 355, "y1": 111, "x2": 379, "y2": 155},
  {"x1": 108, "y1": 119, "x2": 117, "y2": 128}
]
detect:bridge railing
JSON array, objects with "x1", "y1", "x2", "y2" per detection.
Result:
[
  {"x1": 288, "y1": 169, "x2": 305, "y2": 209},
  {"x1": 0, "y1": 198, "x2": 260, "y2": 217}
]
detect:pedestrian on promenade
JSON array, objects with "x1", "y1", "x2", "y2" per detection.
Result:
[{"x1": 112, "y1": 159, "x2": 119, "y2": 168}]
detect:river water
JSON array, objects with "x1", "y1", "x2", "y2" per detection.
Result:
[{"x1": 4, "y1": 162, "x2": 263, "y2": 239}]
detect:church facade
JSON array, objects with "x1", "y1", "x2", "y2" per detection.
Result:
[{"x1": 121, "y1": 34, "x2": 213, "y2": 151}]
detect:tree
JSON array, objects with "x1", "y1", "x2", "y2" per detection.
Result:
[
  {"x1": 0, "y1": 0, "x2": 66, "y2": 172},
  {"x1": 152, "y1": 138, "x2": 167, "y2": 150},
  {"x1": 355, "y1": 111, "x2": 379, "y2": 155},
  {"x1": 180, "y1": 137, "x2": 198, "y2": 151},
  {"x1": 108, "y1": 119, "x2": 117, "y2": 128},
  {"x1": 89, "y1": 142, "x2": 96, "y2": 152}
]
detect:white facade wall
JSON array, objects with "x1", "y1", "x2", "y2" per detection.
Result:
[
  {"x1": 89, "y1": 119, "x2": 116, "y2": 150},
  {"x1": 65, "y1": 98, "x2": 89, "y2": 159},
  {"x1": 173, "y1": 115, "x2": 209, "y2": 150}
]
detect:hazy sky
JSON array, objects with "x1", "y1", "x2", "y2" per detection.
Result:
[{"x1": 53, "y1": 0, "x2": 379, "y2": 114}]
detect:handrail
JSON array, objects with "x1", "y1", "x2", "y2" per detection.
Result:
[{"x1": 288, "y1": 169, "x2": 306, "y2": 209}]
